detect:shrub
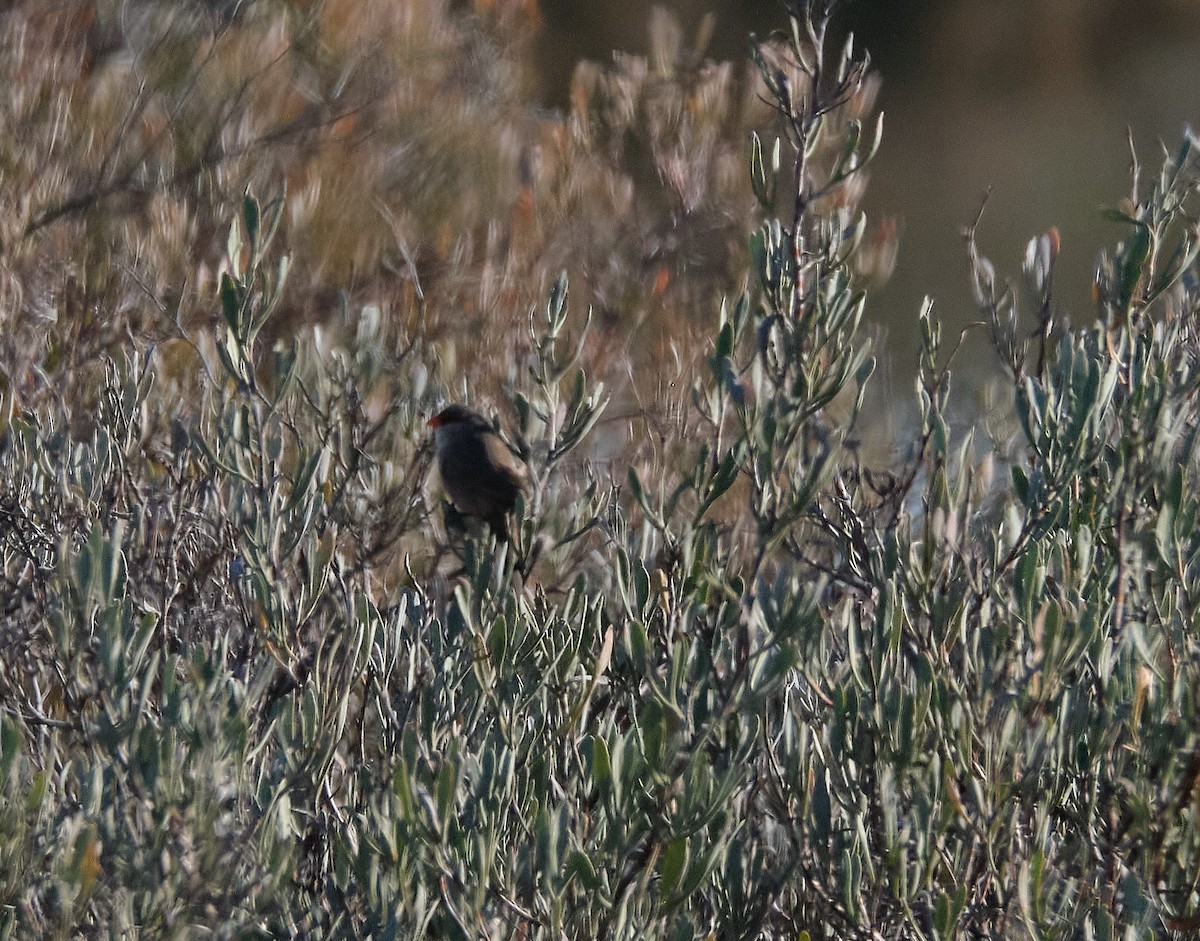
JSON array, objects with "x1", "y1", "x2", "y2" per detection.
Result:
[{"x1": 1, "y1": 0, "x2": 1200, "y2": 939}]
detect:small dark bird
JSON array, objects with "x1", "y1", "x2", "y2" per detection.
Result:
[{"x1": 427, "y1": 404, "x2": 527, "y2": 541}]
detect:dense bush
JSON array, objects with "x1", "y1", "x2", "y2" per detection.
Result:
[{"x1": 2, "y1": 0, "x2": 1200, "y2": 939}]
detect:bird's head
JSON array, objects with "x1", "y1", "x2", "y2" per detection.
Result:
[{"x1": 426, "y1": 404, "x2": 478, "y2": 429}]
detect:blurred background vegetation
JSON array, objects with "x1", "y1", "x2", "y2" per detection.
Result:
[
  {"x1": 5, "y1": 0, "x2": 1198, "y2": 428},
  {"x1": 540, "y1": 0, "x2": 1200, "y2": 396}
]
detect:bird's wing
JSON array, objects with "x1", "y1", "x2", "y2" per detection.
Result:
[
  {"x1": 482, "y1": 434, "x2": 527, "y2": 489},
  {"x1": 439, "y1": 431, "x2": 526, "y2": 513}
]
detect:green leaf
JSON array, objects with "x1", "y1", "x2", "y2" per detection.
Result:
[
  {"x1": 660, "y1": 837, "x2": 688, "y2": 897},
  {"x1": 749, "y1": 227, "x2": 768, "y2": 289},
  {"x1": 220, "y1": 272, "x2": 243, "y2": 335},
  {"x1": 677, "y1": 839, "x2": 724, "y2": 901},
  {"x1": 934, "y1": 891, "x2": 954, "y2": 940},
  {"x1": 841, "y1": 849, "x2": 861, "y2": 919},
  {"x1": 640, "y1": 698, "x2": 664, "y2": 768},
  {"x1": 565, "y1": 850, "x2": 599, "y2": 890},
  {"x1": 25, "y1": 770, "x2": 47, "y2": 814},
  {"x1": 590, "y1": 736, "x2": 612, "y2": 793},
  {"x1": 812, "y1": 772, "x2": 831, "y2": 845},
  {"x1": 1117, "y1": 219, "x2": 1152, "y2": 314},
  {"x1": 628, "y1": 466, "x2": 668, "y2": 531},
  {"x1": 695, "y1": 446, "x2": 743, "y2": 522},
  {"x1": 628, "y1": 620, "x2": 649, "y2": 674},
  {"x1": 436, "y1": 758, "x2": 459, "y2": 833},
  {"x1": 1011, "y1": 465, "x2": 1029, "y2": 504},
  {"x1": 0, "y1": 718, "x2": 22, "y2": 779},
  {"x1": 546, "y1": 270, "x2": 569, "y2": 332},
  {"x1": 715, "y1": 321, "x2": 735, "y2": 363},
  {"x1": 535, "y1": 805, "x2": 558, "y2": 877},
  {"x1": 243, "y1": 194, "x2": 261, "y2": 254},
  {"x1": 633, "y1": 558, "x2": 650, "y2": 612},
  {"x1": 749, "y1": 132, "x2": 777, "y2": 208}
]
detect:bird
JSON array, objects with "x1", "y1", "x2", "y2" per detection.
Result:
[{"x1": 427, "y1": 404, "x2": 527, "y2": 542}]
